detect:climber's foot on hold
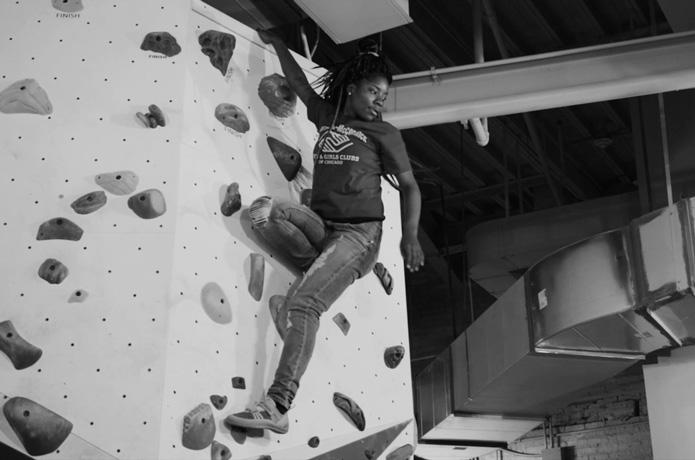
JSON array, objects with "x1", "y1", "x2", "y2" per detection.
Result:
[{"x1": 224, "y1": 395, "x2": 289, "y2": 434}]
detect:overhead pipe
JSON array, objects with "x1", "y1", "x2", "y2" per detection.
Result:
[{"x1": 466, "y1": 0, "x2": 490, "y2": 147}]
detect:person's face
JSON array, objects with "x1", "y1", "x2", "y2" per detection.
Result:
[{"x1": 345, "y1": 74, "x2": 390, "y2": 122}]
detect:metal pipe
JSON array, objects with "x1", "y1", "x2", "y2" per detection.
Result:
[
  {"x1": 468, "y1": 0, "x2": 490, "y2": 146},
  {"x1": 657, "y1": 93, "x2": 673, "y2": 206}
]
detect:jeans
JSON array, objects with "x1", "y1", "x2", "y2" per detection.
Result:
[{"x1": 249, "y1": 196, "x2": 382, "y2": 410}]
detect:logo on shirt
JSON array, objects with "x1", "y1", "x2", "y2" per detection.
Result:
[{"x1": 320, "y1": 130, "x2": 353, "y2": 154}]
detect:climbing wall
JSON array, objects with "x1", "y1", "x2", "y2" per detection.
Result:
[{"x1": 0, "y1": 1, "x2": 415, "y2": 459}]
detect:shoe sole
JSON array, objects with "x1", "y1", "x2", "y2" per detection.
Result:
[{"x1": 224, "y1": 415, "x2": 288, "y2": 434}]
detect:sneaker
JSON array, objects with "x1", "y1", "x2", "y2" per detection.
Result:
[{"x1": 224, "y1": 395, "x2": 289, "y2": 434}]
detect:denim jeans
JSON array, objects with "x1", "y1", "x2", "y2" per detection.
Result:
[{"x1": 249, "y1": 196, "x2": 382, "y2": 410}]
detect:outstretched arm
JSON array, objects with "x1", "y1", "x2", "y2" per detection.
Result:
[
  {"x1": 257, "y1": 29, "x2": 318, "y2": 107},
  {"x1": 395, "y1": 171, "x2": 425, "y2": 272}
]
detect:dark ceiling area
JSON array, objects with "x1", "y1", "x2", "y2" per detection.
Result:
[{"x1": 203, "y1": 0, "x2": 674, "y2": 375}]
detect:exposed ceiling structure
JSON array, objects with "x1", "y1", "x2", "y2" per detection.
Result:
[{"x1": 202, "y1": 0, "x2": 691, "y2": 375}]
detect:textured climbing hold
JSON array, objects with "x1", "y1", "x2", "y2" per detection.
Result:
[
  {"x1": 140, "y1": 31, "x2": 181, "y2": 57},
  {"x1": 52, "y1": 0, "x2": 83, "y2": 13},
  {"x1": 128, "y1": 189, "x2": 166, "y2": 219},
  {"x1": 38, "y1": 258, "x2": 69, "y2": 285},
  {"x1": 332, "y1": 312, "x2": 351, "y2": 336},
  {"x1": 209, "y1": 395, "x2": 227, "y2": 410},
  {"x1": 0, "y1": 79, "x2": 52, "y2": 115},
  {"x1": 200, "y1": 282, "x2": 232, "y2": 324},
  {"x1": 267, "y1": 137, "x2": 301, "y2": 181},
  {"x1": 300, "y1": 188, "x2": 312, "y2": 207},
  {"x1": 386, "y1": 444, "x2": 414, "y2": 460},
  {"x1": 95, "y1": 170, "x2": 139, "y2": 196},
  {"x1": 199, "y1": 30, "x2": 236, "y2": 76},
  {"x1": 221, "y1": 182, "x2": 241, "y2": 217},
  {"x1": 211, "y1": 440, "x2": 232, "y2": 460},
  {"x1": 68, "y1": 289, "x2": 88, "y2": 303},
  {"x1": 231, "y1": 377, "x2": 246, "y2": 390},
  {"x1": 269, "y1": 295, "x2": 288, "y2": 340},
  {"x1": 3, "y1": 397, "x2": 73, "y2": 456},
  {"x1": 36, "y1": 217, "x2": 83, "y2": 241},
  {"x1": 373, "y1": 262, "x2": 394, "y2": 295},
  {"x1": 333, "y1": 392, "x2": 365, "y2": 431},
  {"x1": 0, "y1": 321, "x2": 42, "y2": 370},
  {"x1": 308, "y1": 436, "x2": 320, "y2": 448},
  {"x1": 214, "y1": 103, "x2": 249, "y2": 133},
  {"x1": 148, "y1": 104, "x2": 166, "y2": 127},
  {"x1": 384, "y1": 345, "x2": 405, "y2": 369},
  {"x1": 248, "y1": 253, "x2": 264, "y2": 301},
  {"x1": 258, "y1": 73, "x2": 297, "y2": 118},
  {"x1": 182, "y1": 403, "x2": 215, "y2": 450},
  {"x1": 70, "y1": 191, "x2": 107, "y2": 215}
]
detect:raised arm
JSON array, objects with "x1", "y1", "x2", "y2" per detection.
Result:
[
  {"x1": 395, "y1": 170, "x2": 425, "y2": 272},
  {"x1": 257, "y1": 29, "x2": 318, "y2": 107}
]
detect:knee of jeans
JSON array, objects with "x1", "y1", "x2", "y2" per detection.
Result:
[{"x1": 250, "y1": 196, "x2": 273, "y2": 228}]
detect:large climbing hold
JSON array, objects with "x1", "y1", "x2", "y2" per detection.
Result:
[
  {"x1": 199, "y1": 30, "x2": 236, "y2": 76},
  {"x1": 95, "y1": 170, "x2": 139, "y2": 196},
  {"x1": 200, "y1": 282, "x2": 232, "y2": 324},
  {"x1": 3, "y1": 397, "x2": 73, "y2": 456},
  {"x1": 333, "y1": 392, "x2": 366, "y2": 431},
  {"x1": 373, "y1": 262, "x2": 394, "y2": 295},
  {"x1": 52, "y1": 0, "x2": 83, "y2": 13},
  {"x1": 248, "y1": 253, "x2": 265, "y2": 301},
  {"x1": 258, "y1": 73, "x2": 297, "y2": 118},
  {"x1": 128, "y1": 189, "x2": 167, "y2": 219},
  {"x1": 211, "y1": 440, "x2": 232, "y2": 460},
  {"x1": 70, "y1": 191, "x2": 107, "y2": 215},
  {"x1": 140, "y1": 32, "x2": 181, "y2": 57},
  {"x1": 0, "y1": 79, "x2": 52, "y2": 115},
  {"x1": 267, "y1": 137, "x2": 301, "y2": 181},
  {"x1": 269, "y1": 295, "x2": 288, "y2": 340},
  {"x1": 386, "y1": 444, "x2": 414, "y2": 460},
  {"x1": 0, "y1": 321, "x2": 42, "y2": 370},
  {"x1": 182, "y1": 403, "x2": 215, "y2": 450},
  {"x1": 332, "y1": 312, "x2": 351, "y2": 336},
  {"x1": 220, "y1": 182, "x2": 241, "y2": 217},
  {"x1": 384, "y1": 345, "x2": 405, "y2": 369},
  {"x1": 36, "y1": 218, "x2": 83, "y2": 241},
  {"x1": 215, "y1": 103, "x2": 249, "y2": 133},
  {"x1": 38, "y1": 258, "x2": 69, "y2": 285}
]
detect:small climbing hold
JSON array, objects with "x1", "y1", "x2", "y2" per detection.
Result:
[
  {"x1": 221, "y1": 182, "x2": 241, "y2": 217},
  {"x1": 70, "y1": 191, "x2": 107, "y2": 215},
  {"x1": 248, "y1": 253, "x2": 264, "y2": 301},
  {"x1": 0, "y1": 321, "x2": 42, "y2": 370},
  {"x1": 384, "y1": 345, "x2": 406, "y2": 369},
  {"x1": 148, "y1": 104, "x2": 166, "y2": 127},
  {"x1": 128, "y1": 189, "x2": 166, "y2": 219},
  {"x1": 0, "y1": 79, "x2": 52, "y2": 115},
  {"x1": 182, "y1": 403, "x2": 215, "y2": 450},
  {"x1": 214, "y1": 103, "x2": 249, "y2": 133},
  {"x1": 386, "y1": 444, "x2": 414, "y2": 460},
  {"x1": 333, "y1": 392, "x2": 365, "y2": 431},
  {"x1": 38, "y1": 258, "x2": 69, "y2": 285},
  {"x1": 308, "y1": 436, "x2": 320, "y2": 448},
  {"x1": 300, "y1": 188, "x2": 312, "y2": 207},
  {"x1": 257, "y1": 456, "x2": 272, "y2": 460},
  {"x1": 373, "y1": 262, "x2": 394, "y2": 295},
  {"x1": 332, "y1": 312, "x2": 351, "y2": 336},
  {"x1": 269, "y1": 295, "x2": 288, "y2": 340},
  {"x1": 52, "y1": 0, "x2": 83, "y2": 13},
  {"x1": 140, "y1": 32, "x2": 181, "y2": 57},
  {"x1": 95, "y1": 170, "x2": 139, "y2": 196},
  {"x1": 211, "y1": 440, "x2": 232, "y2": 460},
  {"x1": 135, "y1": 111, "x2": 150, "y2": 128},
  {"x1": 146, "y1": 113, "x2": 158, "y2": 128},
  {"x1": 199, "y1": 30, "x2": 236, "y2": 76},
  {"x1": 258, "y1": 74, "x2": 297, "y2": 118},
  {"x1": 209, "y1": 395, "x2": 227, "y2": 410},
  {"x1": 36, "y1": 217, "x2": 83, "y2": 241},
  {"x1": 365, "y1": 449, "x2": 376, "y2": 460},
  {"x1": 3, "y1": 397, "x2": 73, "y2": 456},
  {"x1": 231, "y1": 377, "x2": 246, "y2": 390},
  {"x1": 68, "y1": 289, "x2": 88, "y2": 303},
  {"x1": 267, "y1": 137, "x2": 301, "y2": 181},
  {"x1": 200, "y1": 282, "x2": 232, "y2": 324}
]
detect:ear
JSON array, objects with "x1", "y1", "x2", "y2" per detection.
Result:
[{"x1": 346, "y1": 83, "x2": 356, "y2": 96}]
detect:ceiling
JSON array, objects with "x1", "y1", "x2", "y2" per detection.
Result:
[{"x1": 203, "y1": 0, "x2": 680, "y2": 375}]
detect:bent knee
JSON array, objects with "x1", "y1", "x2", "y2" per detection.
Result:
[{"x1": 249, "y1": 196, "x2": 273, "y2": 228}]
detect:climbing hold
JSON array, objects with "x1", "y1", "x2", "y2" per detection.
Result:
[
  {"x1": 308, "y1": 436, "x2": 320, "y2": 448},
  {"x1": 148, "y1": 104, "x2": 166, "y2": 127},
  {"x1": 146, "y1": 113, "x2": 158, "y2": 128},
  {"x1": 135, "y1": 111, "x2": 150, "y2": 128},
  {"x1": 52, "y1": 0, "x2": 83, "y2": 13},
  {"x1": 199, "y1": 30, "x2": 236, "y2": 76},
  {"x1": 258, "y1": 456, "x2": 272, "y2": 460},
  {"x1": 3, "y1": 397, "x2": 73, "y2": 456},
  {"x1": 140, "y1": 31, "x2": 181, "y2": 57},
  {"x1": 248, "y1": 253, "x2": 264, "y2": 301},
  {"x1": 36, "y1": 218, "x2": 83, "y2": 241},
  {"x1": 68, "y1": 289, "x2": 88, "y2": 303},
  {"x1": 0, "y1": 79, "x2": 52, "y2": 115},
  {"x1": 269, "y1": 295, "x2": 288, "y2": 340},
  {"x1": 182, "y1": 403, "x2": 215, "y2": 450},
  {"x1": 258, "y1": 73, "x2": 297, "y2": 118},
  {"x1": 38, "y1": 258, "x2": 69, "y2": 285},
  {"x1": 200, "y1": 282, "x2": 232, "y2": 324},
  {"x1": 267, "y1": 137, "x2": 301, "y2": 181},
  {"x1": 209, "y1": 395, "x2": 227, "y2": 410},
  {"x1": 214, "y1": 103, "x2": 249, "y2": 133},
  {"x1": 386, "y1": 444, "x2": 414, "y2": 460},
  {"x1": 231, "y1": 377, "x2": 246, "y2": 390},
  {"x1": 70, "y1": 191, "x2": 107, "y2": 215},
  {"x1": 332, "y1": 312, "x2": 351, "y2": 336},
  {"x1": 365, "y1": 449, "x2": 376, "y2": 460},
  {"x1": 211, "y1": 440, "x2": 232, "y2": 460},
  {"x1": 333, "y1": 392, "x2": 365, "y2": 431},
  {"x1": 221, "y1": 182, "x2": 241, "y2": 217},
  {"x1": 300, "y1": 188, "x2": 312, "y2": 207},
  {"x1": 95, "y1": 170, "x2": 139, "y2": 196},
  {"x1": 128, "y1": 189, "x2": 166, "y2": 219},
  {"x1": 384, "y1": 345, "x2": 405, "y2": 369},
  {"x1": 0, "y1": 321, "x2": 42, "y2": 370},
  {"x1": 373, "y1": 262, "x2": 394, "y2": 295}
]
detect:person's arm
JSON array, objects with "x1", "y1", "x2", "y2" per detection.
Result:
[
  {"x1": 257, "y1": 29, "x2": 318, "y2": 106},
  {"x1": 395, "y1": 170, "x2": 425, "y2": 272}
]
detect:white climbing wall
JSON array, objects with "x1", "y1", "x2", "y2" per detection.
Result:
[{"x1": 0, "y1": 1, "x2": 415, "y2": 459}]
